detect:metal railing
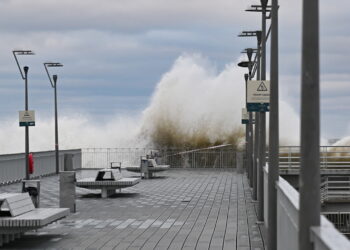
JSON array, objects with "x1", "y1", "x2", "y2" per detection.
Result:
[
  {"x1": 82, "y1": 145, "x2": 237, "y2": 169},
  {"x1": 264, "y1": 167, "x2": 350, "y2": 249},
  {"x1": 320, "y1": 176, "x2": 350, "y2": 204},
  {"x1": 323, "y1": 212, "x2": 350, "y2": 237},
  {"x1": 278, "y1": 146, "x2": 350, "y2": 169},
  {"x1": 0, "y1": 149, "x2": 81, "y2": 185},
  {"x1": 82, "y1": 148, "x2": 157, "y2": 169},
  {"x1": 158, "y1": 145, "x2": 236, "y2": 168}
]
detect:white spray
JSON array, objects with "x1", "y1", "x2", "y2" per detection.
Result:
[{"x1": 0, "y1": 54, "x2": 301, "y2": 154}]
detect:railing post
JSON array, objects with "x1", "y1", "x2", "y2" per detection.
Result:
[
  {"x1": 325, "y1": 146, "x2": 328, "y2": 168},
  {"x1": 288, "y1": 147, "x2": 291, "y2": 169}
]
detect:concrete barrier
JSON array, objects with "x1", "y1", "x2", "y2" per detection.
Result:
[
  {"x1": 0, "y1": 149, "x2": 81, "y2": 185},
  {"x1": 59, "y1": 171, "x2": 76, "y2": 213}
]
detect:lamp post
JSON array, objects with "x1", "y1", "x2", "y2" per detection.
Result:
[
  {"x1": 238, "y1": 48, "x2": 257, "y2": 189},
  {"x1": 44, "y1": 62, "x2": 63, "y2": 174},
  {"x1": 258, "y1": 0, "x2": 268, "y2": 224},
  {"x1": 239, "y1": 31, "x2": 262, "y2": 201},
  {"x1": 299, "y1": 0, "x2": 320, "y2": 249},
  {"x1": 238, "y1": 62, "x2": 252, "y2": 181},
  {"x1": 246, "y1": 0, "x2": 270, "y2": 223},
  {"x1": 13, "y1": 50, "x2": 35, "y2": 189},
  {"x1": 246, "y1": 48, "x2": 254, "y2": 191},
  {"x1": 268, "y1": 0, "x2": 279, "y2": 249}
]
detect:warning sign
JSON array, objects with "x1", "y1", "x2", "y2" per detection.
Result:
[
  {"x1": 247, "y1": 80, "x2": 270, "y2": 112},
  {"x1": 241, "y1": 108, "x2": 248, "y2": 124},
  {"x1": 257, "y1": 82, "x2": 268, "y2": 91},
  {"x1": 19, "y1": 110, "x2": 35, "y2": 127}
]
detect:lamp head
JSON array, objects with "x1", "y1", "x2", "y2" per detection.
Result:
[
  {"x1": 238, "y1": 61, "x2": 250, "y2": 68},
  {"x1": 44, "y1": 62, "x2": 63, "y2": 67},
  {"x1": 13, "y1": 50, "x2": 35, "y2": 55},
  {"x1": 244, "y1": 74, "x2": 249, "y2": 82}
]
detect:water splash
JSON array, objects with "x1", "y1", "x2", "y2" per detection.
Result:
[{"x1": 0, "y1": 54, "x2": 302, "y2": 154}]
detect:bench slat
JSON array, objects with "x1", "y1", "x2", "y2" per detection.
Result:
[
  {"x1": 9, "y1": 198, "x2": 34, "y2": 210},
  {"x1": 8, "y1": 195, "x2": 34, "y2": 217},
  {"x1": 0, "y1": 208, "x2": 69, "y2": 227}
]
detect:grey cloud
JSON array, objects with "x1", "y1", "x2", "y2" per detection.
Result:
[
  {"x1": 0, "y1": 0, "x2": 253, "y2": 32},
  {"x1": 0, "y1": 0, "x2": 349, "y2": 139}
]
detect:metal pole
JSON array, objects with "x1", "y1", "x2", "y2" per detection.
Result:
[
  {"x1": 247, "y1": 49, "x2": 254, "y2": 188},
  {"x1": 299, "y1": 0, "x2": 320, "y2": 249},
  {"x1": 24, "y1": 66, "x2": 30, "y2": 181},
  {"x1": 253, "y1": 32, "x2": 262, "y2": 201},
  {"x1": 244, "y1": 73, "x2": 250, "y2": 180},
  {"x1": 248, "y1": 97, "x2": 253, "y2": 188},
  {"x1": 268, "y1": 0, "x2": 279, "y2": 249},
  {"x1": 245, "y1": 124, "x2": 249, "y2": 175},
  {"x1": 53, "y1": 75, "x2": 59, "y2": 174},
  {"x1": 257, "y1": 0, "x2": 268, "y2": 222}
]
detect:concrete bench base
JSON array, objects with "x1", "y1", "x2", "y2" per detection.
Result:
[
  {"x1": 126, "y1": 165, "x2": 170, "y2": 179},
  {"x1": 126, "y1": 166, "x2": 170, "y2": 173},
  {"x1": 76, "y1": 177, "x2": 140, "y2": 198}
]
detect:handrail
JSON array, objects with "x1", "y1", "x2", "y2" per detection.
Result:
[
  {"x1": 269, "y1": 146, "x2": 350, "y2": 170},
  {"x1": 320, "y1": 176, "x2": 350, "y2": 203}
]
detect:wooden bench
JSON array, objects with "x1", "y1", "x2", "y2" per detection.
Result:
[
  {"x1": 0, "y1": 193, "x2": 69, "y2": 247},
  {"x1": 126, "y1": 158, "x2": 170, "y2": 179},
  {"x1": 76, "y1": 168, "x2": 140, "y2": 198}
]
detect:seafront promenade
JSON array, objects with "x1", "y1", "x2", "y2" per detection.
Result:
[{"x1": 0, "y1": 169, "x2": 265, "y2": 250}]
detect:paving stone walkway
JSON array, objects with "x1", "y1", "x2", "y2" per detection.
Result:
[{"x1": 0, "y1": 169, "x2": 265, "y2": 250}]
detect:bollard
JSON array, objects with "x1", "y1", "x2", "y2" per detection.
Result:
[
  {"x1": 64, "y1": 154, "x2": 74, "y2": 171},
  {"x1": 236, "y1": 152, "x2": 244, "y2": 174},
  {"x1": 141, "y1": 158, "x2": 150, "y2": 179},
  {"x1": 22, "y1": 179, "x2": 40, "y2": 208},
  {"x1": 60, "y1": 171, "x2": 76, "y2": 213}
]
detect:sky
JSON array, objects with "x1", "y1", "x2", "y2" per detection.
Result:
[{"x1": 0, "y1": 0, "x2": 349, "y2": 149}]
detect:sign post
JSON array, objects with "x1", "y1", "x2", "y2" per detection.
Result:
[
  {"x1": 19, "y1": 110, "x2": 35, "y2": 127},
  {"x1": 247, "y1": 80, "x2": 270, "y2": 112},
  {"x1": 241, "y1": 108, "x2": 249, "y2": 124}
]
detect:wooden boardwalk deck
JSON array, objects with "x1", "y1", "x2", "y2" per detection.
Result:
[{"x1": 0, "y1": 169, "x2": 266, "y2": 249}]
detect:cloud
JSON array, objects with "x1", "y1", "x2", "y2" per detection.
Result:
[
  {"x1": 0, "y1": 0, "x2": 253, "y2": 32},
  {"x1": 0, "y1": 54, "x2": 302, "y2": 154},
  {"x1": 0, "y1": 0, "x2": 349, "y2": 141}
]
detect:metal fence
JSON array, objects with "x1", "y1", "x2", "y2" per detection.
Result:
[
  {"x1": 157, "y1": 146, "x2": 237, "y2": 168},
  {"x1": 273, "y1": 174, "x2": 350, "y2": 249},
  {"x1": 0, "y1": 149, "x2": 81, "y2": 185},
  {"x1": 279, "y1": 146, "x2": 350, "y2": 169},
  {"x1": 82, "y1": 148, "x2": 157, "y2": 169},
  {"x1": 320, "y1": 176, "x2": 350, "y2": 204},
  {"x1": 82, "y1": 145, "x2": 237, "y2": 169},
  {"x1": 323, "y1": 212, "x2": 350, "y2": 237}
]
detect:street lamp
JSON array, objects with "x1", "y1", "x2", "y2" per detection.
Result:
[
  {"x1": 13, "y1": 50, "x2": 35, "y2": 189},
  {"x1": 244, "y1": 0, "x2": 271, "y2": 223},
  {"x1": 239, "y1": 31, "x2": 262, "y2": 78},
  {"x1": 299, "y1": 0, "x2": 320, "y2": 249},
  {"x1": 268, "y1": 0, "x2": 279, "y2": 249},
  {"x1": 44, "y1": 62, "x2": 64, "y2": 174},
  {"x1": 239, "y1": 31, "x2": 263, "y2": 203},
  {"x1": 237, "y1": 62, "x2": 250, "y2": 179},
  {"x1": 238, "y1": 48, "x2": 256, "y2": 190}
]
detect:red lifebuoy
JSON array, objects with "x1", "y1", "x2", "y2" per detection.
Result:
[{"x1": 29, "y1": 153, "x2": 34, "y2": 174}]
